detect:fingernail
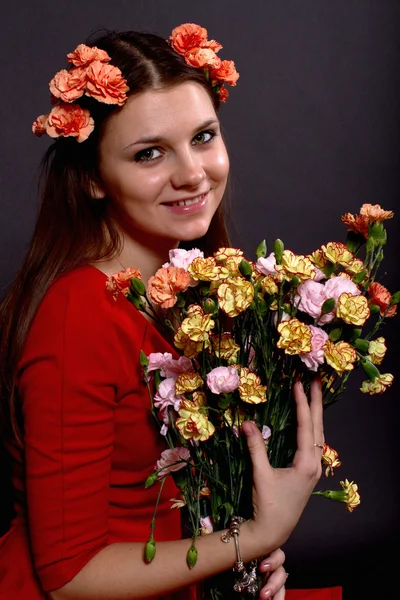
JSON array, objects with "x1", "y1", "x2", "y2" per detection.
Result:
[
  {"x1": 263, "y1": 589, "x2": 272, "y2": 599},
  {"x1": 259, "y1": 561, "x2": 271, "y2": 572},
  {"x1": 242, "y1": 421, "x2": 255, "y2": 435}
]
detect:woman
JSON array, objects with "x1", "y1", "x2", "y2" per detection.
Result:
[{"x1": 0, "y1": 24, "x2": 324, "y2": 599}]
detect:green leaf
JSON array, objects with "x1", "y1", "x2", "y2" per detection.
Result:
[
  {"x1": 218, "y1": 394, "x2": 232, "y2": 409},
  {"x1": 390, "y1": 290, "x2": 400, "y2": 305},
  {"x1": 369, "y1": 222, "x2": 387, "y2": 246},
  {"x1": 352, "y1": 269, "x2": 367, "y2": 284},
  {"x1": 256, "y1": 239, "x2": 267, "y2": 259},
  {"x1": 329, "y1": 328, "x2": 342, "y2": 342}
]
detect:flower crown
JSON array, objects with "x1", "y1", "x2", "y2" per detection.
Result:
[{"x1": 32, "y1": 23, "x2": 239, "y2": 143}]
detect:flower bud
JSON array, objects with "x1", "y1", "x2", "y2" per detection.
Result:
[
  {"x1": 128, "y1": 293, "x2": 146, "y2": 311},
  {"x1": 369, "y1": 303, "x2": 380, "y2": 314},
  {"x1": 218, "y1": 393, "x2": 232, "y2": 409},
  {"x1": 140, "y1": 350, "x2": 149, "y2": 369},
  {"x1": 130, "y1": 277, "x2": 146, "y2": 296},
  {"x1": 273, "y1": 239, "x2": 284, "y2": 264},
  {"x1": 369, "y1": 222, "x2": 387, "y2": 246},
  {"x1": 366, "y1": 237, "x2": 375, "y2": 253},
  {"x1": 329, "y1": 328, "x2": 342, "y2": 342},
  {"x1": 256, "y1": 239, "x2": 267, "y2": 259},
  {"x1": 291, "y1": 276, "x2": 300, "y2": 288},
  {"x1": 361, "y1": 358, "x2": 380, "y2": 382},
  {"x1": 257, "y1": 297, "x2": 268, "y2": 316},
  {"x1": 354, "y1": 338, "x2": 369, "y2": 353},
  {"x1": 239, "y1": 259, "x2": 253, "y2": 278},
  {"x1": 203, "y1": 298, "x2": 217, "y2": 314},
  {"x1": 349, "y1": 328, "x2": 362, "y2": 342},
  {"x1": 352, "y1": 269, "x2": 367, "y2": 284},
  {"x1": 145, "y1": 536, "x2": 156, "y2": 562},
  {"x1": 144, "y1": 471, "x2": 158, "y2": 489},
  {"x1": 172, "y1": 470, "x2": 187, "y2": 490},
  {"x1": 187, "y1": 545, "x2": 198, "y2": 569},
  {"x1": 321, "y1": 298, "x2": 335, "y2": 314}
]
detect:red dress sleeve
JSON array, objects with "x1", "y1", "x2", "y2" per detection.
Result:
[{"x1": 17, "y1": 269, "x2": 147, "y2": 592}]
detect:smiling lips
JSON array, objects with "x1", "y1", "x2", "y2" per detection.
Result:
[{"x1": 162, "y1": 192, "x2": 208, "y2": 214}]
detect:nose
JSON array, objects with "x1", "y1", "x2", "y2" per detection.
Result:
[{"x1": 170, "y1": 150, "x2": 206, "y2": 189}]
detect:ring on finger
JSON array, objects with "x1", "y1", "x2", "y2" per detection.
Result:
[
  {"x1": 313, "y1": 443, "x2": 324, "y2": 449},
  {"x1": 285, "y1": 572, "x2": 289, "y2": 580}
]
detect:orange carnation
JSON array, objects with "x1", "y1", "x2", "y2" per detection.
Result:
[
  {"x1": 341, "y1": 212, "x2": 369, "y2": 238},
  {"x1": 45, "y1": 103, "x2": 94, "y2": 142},
  {"x1": 184, "y1": 48, "x2": 221, "y2": 70},
  {"x1": 360, "y1": 203, "x2": 394, "y2": 223},
  {"x1": 148, "y1": 267, "x2": 191, "y2": 309},
  {"x1": 210, "y1": 60, "x2": 239, "y2": 86},
  {"x1": 86, "y1": 61, "x2": 129, "y2": 106},
  {"x1": 32, "y1": 114, "x2": 48, "y2": 136},
  {"x1": 105, "y1": 267, "x2": 142, "y2": 301},
  {"x1": 217, "y1": 86, "x2": 229, "y2": 103},
  {"x1": 368, "y1": 282, "x2": 397, "y2": 317},
  {"x1": 168, "y1": 23, "x2": 208, "y2": 55},
  {"x1": 67, "y1": 43, "x2": 111, "y2": 67},
  {"x1": 49, "y1": 67, "x2": 87, "y2": 103}
]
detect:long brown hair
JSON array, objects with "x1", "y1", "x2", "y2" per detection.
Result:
[{"x1": 0, "y1": 29, "x2": 231, "y2": 445}]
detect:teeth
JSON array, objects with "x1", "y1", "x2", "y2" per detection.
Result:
[{"x1": 169, "y1": 194, "x2": 204, "y2": 207}]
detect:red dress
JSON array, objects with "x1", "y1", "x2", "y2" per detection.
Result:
[{"x1": 0, "y1": 264, "x2": 191, "y2": 599}]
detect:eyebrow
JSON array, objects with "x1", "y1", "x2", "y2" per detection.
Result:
[{"x1": 123, "y1": 118, "x2": 220, "y2": 151}]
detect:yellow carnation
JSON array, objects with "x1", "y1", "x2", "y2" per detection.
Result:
[
  {"x1": 181, "y1": 308, "x2": 215, "y2": 342},
  {"x1": 321, "y1": 242, "x2": 354, "y2": 267},
  {"x1": 188, "y1": 257, "x2": 230, "y2": 282},
  {"x1": 238, "y1": 367, "x2": 267, "y2": 404},
  {"x1": 209, "y1": 333, "x2": 240, "y2": 362},
  {"x1": 214, "y1": 247, "x2": 244, "y2": 266},
  {"x1": 345, "y1": 258, "x2": 365, "y2": 275},
  {"x1": 176, "y1": 391, "x2": 215, "y2": 441},
  {"x1": 217, "y1": 277, "x2": 254, "y2": 317},
  {"x1": 336, "y1": 293, "x2": 370, "y2": 326},
  {"x1": 324, "y1": 340, "x2": 357, "y2": 375},
  {"x1": 308, "y1": 249, "x2": 328, "y2": 269},
  {"x1": 174, "y1": 328, "x2": 207, "y2": 358},
  {"x1": 360, "y1": 373, "x2": 394, "y2": 395},
  {"x1": 261, "y1": 275, "x2": 279, "y2": 295},
  {"x1": 367, "y1": 337, "x2": 387, "y2": 365},
  {"x1": 175, "y1": 372, "x2": 203, "y2": 395},
  {"x1": 340, "y1": 479, "x2": 361, "y2": 512},
  {"x1": 275, "y1": 250, "x2": 315, "y2": 282},
  {"x1": 277, "y1": 318, "x2": 312, "y2": 355},
  {"x1": 321, "y1": 443, "x2": 342, "y2": 477}
]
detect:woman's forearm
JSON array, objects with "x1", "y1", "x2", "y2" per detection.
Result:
[{"x1": 50, "y1": 521, "x2": 265, "y2": 600}]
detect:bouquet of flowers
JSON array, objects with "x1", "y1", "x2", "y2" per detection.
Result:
[{"x1": 107, "y1": 203, "x2": 398, "y2": 599}]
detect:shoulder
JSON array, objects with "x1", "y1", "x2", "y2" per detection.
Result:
[{"x1": 26, "y1": 264, "x2": 148, "y2": 356}]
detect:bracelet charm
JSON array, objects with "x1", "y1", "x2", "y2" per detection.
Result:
[{"x1": 221, "y1": 517, "x2": 259, "y2": 595}]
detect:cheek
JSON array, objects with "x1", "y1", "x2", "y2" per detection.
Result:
[{"x1": 210, "y1": 144, "x2": 230, "y2": 184}]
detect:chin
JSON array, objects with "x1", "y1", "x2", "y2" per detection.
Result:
[{"x1": 176, "y1": 221, "x2": 212, "y2": 243}]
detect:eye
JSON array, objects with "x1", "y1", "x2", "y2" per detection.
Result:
[
  {"x1": 134, "y1": 147, "x2": 162, "y2": 163},
  {"x1": 192, "y1": 130, "x2": 216, "y2": 145}
]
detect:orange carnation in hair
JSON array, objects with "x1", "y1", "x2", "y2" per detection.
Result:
[
  {"x1": 45, "y1": 103, "x2": 94, "y2": 142},
  {"x1": 49, "y1": 67, "x2": 87, "y2": 103},
  {"x1": 67, "y1": 43, "x2": 111, "y2": 67},
  {"x1": 86, "y1": 61, "x2": 129, "y2": 105},
  {"x1": 210, "y1": 60, "x2": 239, "y2": 86},
  {"x1": 184, "y1": 48, "x2": 221, "y2": 70},
  {"x1": 341, "y1": 212, "x2": 369, "y2": 238},
  {"x1": 32, "y1": 114, "x2": 48, "y2": 136},
  {"x1": 368, "y1": 282, "x2": 397, "y2": 317},
  {"x1": 148, "y1": 267, "x2": 191, "y2": 309},
  {"x1": 169, "y1": 23, "x2": 208, "y2": 55}
]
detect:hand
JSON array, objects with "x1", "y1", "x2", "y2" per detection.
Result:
[
  {"x1": 242, "y1": 377, "x2": 324, "y2": 555},
  {"x1": 258, "y1": 548, "x2": 288, "y2": 599}
]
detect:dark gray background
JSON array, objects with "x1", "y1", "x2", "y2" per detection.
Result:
[{"x1": 1, "y1": 1, "x2": 399, "y2": 598}]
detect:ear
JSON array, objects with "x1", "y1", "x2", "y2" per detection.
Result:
[{"x1": 89, "y1": 179, "x2": 107, "y2": 200}]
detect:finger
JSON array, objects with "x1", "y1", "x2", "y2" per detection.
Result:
[
  {"x1": 242, "y1": 421, "x2": 272, "y2": 478},
  {"x1": 259, "y1": 548, "x2": 286, "y2": 573},
  {"x1": 259, "y1": 565, "x2": 287, "y2": 599},
  {"x1": 310, "y1": 377, "x2": 324, "y2": 449},
  {"x1": 293, "y1": 381, "x2": 314, "y2": 453}
]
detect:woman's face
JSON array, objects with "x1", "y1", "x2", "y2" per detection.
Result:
[{"x1": 96, "y1": 82, "x2": 230, "y2": 245}]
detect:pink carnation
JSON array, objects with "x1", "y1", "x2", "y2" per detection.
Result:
[
  {"x1": 256, "y1": 253, "x2": 277, "y2": 276},
  {"x1": 206, "y1": 366, "x2": 240, "y2": 394},
  {"x1": 154, "y1": 378, "x2": 183, "y2": 411},
  {"x1": 323, "y1": 276, "x2": 360, "y2": 303},
  {"x1": 295, "y1": 280, "x2": 327, "y2": 320},
  {"x1": 300, "y1": 325, "x2": 329, "y2": 372},
  {"x1": 200, "y1": 516, "x2": 214, "y2": 535},
  {"x1": 147, "y1": 352, "x2": 193, "y2": 379},
  {"x1": 163, "y1": 248, "x2": 204, "y2": 270},
  {"x1": 156, "y1": 447, "x2": 191, "y2": 479}
]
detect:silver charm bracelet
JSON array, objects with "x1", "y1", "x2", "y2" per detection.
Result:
[{"x1": 221, "y1": 516, "x2": 259, "y2": 595}]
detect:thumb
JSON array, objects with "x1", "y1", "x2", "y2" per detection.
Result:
[{"x1": 242, "y1": 422, "x2": 271, "y2": 477}]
